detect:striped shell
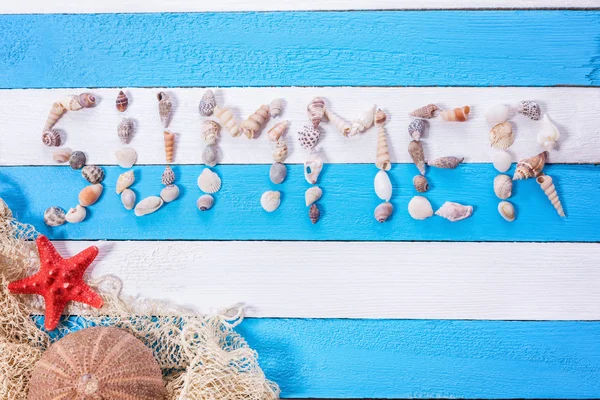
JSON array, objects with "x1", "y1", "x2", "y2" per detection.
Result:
[
  {"x1": 413, "y1": 175, "x2": 429, "y2": 193},
  {"x1": 441, "y1": 106, "x2": 470, "y2": 122},
  {"x1": 309, "y1": 203, "x2": 320, "y2": 224},
  {"x1": 78, "y1": 93, "x2": 96, "y2": 108},
  {"x1": 197, "y1": 194, "x2": 215, "y2": 211},
  {"x1": 161, "y1": 165, "x2": 175, "y2": 185},
  {"x1": 324, "y1": 108, "x2": 351, "y2": 137},
  {"x1": 52, "y1": 148, "x2": 71, "y2": 164},
  {"x1": 267, "y1": 120, "x2": 289, "y2": 142},
  {"x1": 81, "y1": 165, "x2": 105, "y2": 184},
  {"x1": 115, "y1": 90, "x2": 128, "y2": 112},
  {"x1": 409, "y1": 104, "x2": 440, "y2": 119},
  {"x1": 117, "y1": 118, "x2": 134, "y2": 144},
  {"x1": 44, "y1": 102, "x2": 66, "y2": 131},
  {"x1": 42, "y1": 129, "x2": 61, "y2": 147},
  {"x1": 164, "y1": 131, "x2": 175, "y2": 163},
  {"x1": 261, "y1": 191, "x2": 281, "y2": 212},
  {"x1": 197, "y1": 168, "x2": 221, "y2": 193},
  {"x1": 489, "y1": 122, "x2": 514, "y2": 150},
  {"x1": 199, "y1": 89, "x2": 216, "y2": 116},
  {"x1": 69, "y1": 151, "x2": 86, "y2": 170},
  {"x1": 427, "y1": 156, "x2": 463, "y2": 169},
  {"x1": 374, "y1": 202, "x2": 393, "y2": 223},
  {"x1": 408, "y1": 140, "x2": 426, "y2": 175},
  {"x1": 78, "y1": 184, "x2": 103, "y2": 207},
  {"x1": 513, "y1": 151, "x2": 548, "y2": 180},
  {"x1": 214, "y1": 105, "x2": 240, "y2": 137},
  {"x1": 134, "y1": 196, "x2": 164, "y2": 217},
  {"x1": 269, "y1": 98, "x2": 284, "y2": 118},
  {"x1": 375, "y1": 109, "x2": 390, "y2": 171},
  {"x1": 498, "y1": 201, "x2": 516, "y2": 222},
  {"x1": 493, "y1": 174, "x2": 512, "y2": 199},
  {"x1": 307, "y1": 97, "x2": 326, "y2": 128},
  {"x1": 43, "y1": 206, "x2": 66, "y2": 227},
  {"x1": 408, "y1": 119, "x2": 427, "y2": 141},
  {"x1": 298, "y1": 125, "x2": 321, "y2": 151},
  {"x1": 241, "y1": 105, "x2": 270, "y2": 139},
  {"x1": 517, "y1": 100, "x2": 541, "y2": 121},
  {"x1": 537, "y1": 174, "x2": 565, "y2": 217}
]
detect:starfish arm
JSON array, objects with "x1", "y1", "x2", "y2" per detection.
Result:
[
  {"x1": 70, "y1": 284, "x2": 104, "y2": 309},
  {"x1": 7, "y1": 273, "x2": 45, "y2": 296},
  {"x1": 36, "y1": 235, "x2": 63, "y2": 266},
  {"x1": 67, "y1": 245, "x2": 99, "y2": 277},
  {"x1": 43, "y1": 295, "x2": 68, "y2": 331}
]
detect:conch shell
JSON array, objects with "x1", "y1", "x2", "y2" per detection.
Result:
[
  {"x1": 164, "y1": 131, "x2": 175, "y2": 163},
  {"x1": 268, "y1": 120, "x2": 289, "y2": 142},
  {"x1": 513, "y1": 151, "x2": 548, "y2": 181},
  {"x1": 427, "y1": 156, "x2": 463, "y2": 169},
  {"x1": 304, "y1": 156, "x2": 323, "y2": 184},
  {"x1": 157, "y1": 91, "x2": 172, "y2": 128},
  {"x1": 44, "y1": 102, "x2": 66, "y2": 131},
  {"x1": 537, "y1": 115, "x2": 560, "y2": 151},
  {"x1": 536, "y1": 174, "x2": 565, "y2": 217},
  {"x1": 441, "y1": 106, "x2": 470, "y2": 122},
  {"x1": 307, "y1": 97, "x2": 326, "y2": 128},
  {"x1": 241, "y1": 105, "x2": 270, "y2": 139},
  {"x1": 374, "y1": 202, "x2": 393, "y2": 223},
  {"x1": 374, "y1": 109, "x2": 390, "y2": 171},
  {"x1": 350, "y1": 105, "x2": 375, "y2": 136},
  {"x1": 202, "y1": 120, "x2": 220, "y2": 145},
  {"x1": 489, "y1": 122, "x2": 514, "y2": 150},
  {"x1": 409, "y1": 104, "x2": 440, "y2": 119},
  {"x1": 324, "y1": 108, "x2": 351, "y2": 137},
  {"x1": 269, "y1": 98, "x2": 284, "y2": 118},
  {"x1": 214, "y1": 105, "x2": 240, "y2": 137},
  {"x1": 435, "y1": 201, "x2": 473, "y2": 222},
  {"x1": 408, "y1": 140, "x2": 426, "y2": 175}
]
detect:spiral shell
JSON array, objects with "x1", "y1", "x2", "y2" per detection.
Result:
[
  {"x1": 115, "y1": 147, "x2": 138, "y2": 169},
  {"x1": 42, "y1": 129, "x2": 61, "y2": 147},
  {"x1": 409, "y1": 104, "x2": 440, "y2": 119},
  {"x1": 408, "y1": 140, "x2": 426, "y2": 175},
  {"x1": 493, "y1": 174, "x2": 512, "y2": 199},
  {"x1": 116, "y1": 90, "x2": 128, "y2": 112},
  {"x1": 202, "y1": 120, "x2": 220, "y2": 145},
  {"x1": 269, "y1": 98, "x2": 284, "y2": 118},
  {"x1": 408, "y1": 119, "x2": 427, "y2": 141},
  {"x1": 513, "y1": 151, "x2": 548, "y2": 181},
  {"x1": 59, "y1": 95, "x2": 82, "y2": 111},
  {"x1": 307, "y1": 97, "x2": 326, "y2": 128},
  {"x1": 374, "y1": 170, "x2": 392, "y2": 202},
  {"x1": 52, "y1": 148, "x2": 71, "y2": 164},
  {"x1": 69, "y1": 151, "x2": 86, "y2": 170},
  {"x1": 441, "y1": 106, "x2": 470, "y2": 122},
  {"x1": 164, "y1": 131, "x2": 175, "y2": 163},
  {"x1": 489, "y1": 122, "x2": 514, "y2": 150},
  {"x1": 375, "y1": 110, "x2": 391, "y2": 171},
  {"x1": 197, "y1": 194, "x2": 215, "y2": 211},
  {"x1": 498, "y1": 201, "x2": 516, "y2": 222},
  {"x1": 202, "y1": 144, "x2": 219, "y2": 167},
  {"x1": 162, "y1": 165, "x2": 175, "y2": 185},
  {"x1": 82, "y1": 165, "x2": 105, "y2": 184},
  {"x1": 537, "y1": 114, "x2": 560, "y2": 151},
  {"x1": 261, "y1": 191, "x2": 281, "y2": 212},
  {"x1": 157, "y1": 91, "x2": 172, "y2": 128},
  {"x1": 117, "y1": 117, "x2": 134, "y2": 144},
  {"x1": 197, "y1": 168, "x2": 221, "y2": 193},
  {"x1": 65, "y1": 204, "x2": 86, "y2": 224},
  {"x1": 408, "y1": 196, "x2": 433, "y2": 220},
  {"x1": 350, "y1": 105, "x2": 375, "y2": 136},
  {"x1": 160, "y1": 184, "x2": 180, "y2": 203},
  {"x1": 374, "y1": 202, "x2": 393, "y2": 223},
  {"x1": 413, "y1": 175, "x2": 429, "y2": 193},
  {"x1": 78, "y1": 93, "x2": 96, "y2": 109},
  {"x1": 198, "y1": 89, "x2": 216, "y2": 116},
  {"x1": 517, "y1": 100, "x2": 541, "y2": 121},
  {"x1": 44, "y1": 206, "x2": 66, "y2": 227},
  {"x1": 135, "y1": 196, "x2": 164, "y2": 217},
  {"x1": 121, "y1": 189, "x2": 136, "y2": 210},
  {"x1": 267, "y1": 120, "x2": 289, "y2": 142},
  {"x1": 214, "y1": 105, "x2": 240, "y2": 137},
  {"x1": 304, "y1": 156, "x2": 323, "y2": 184},
  {"x1": 427, "y1": 156, "x2": 463, "y2": 169},
  {"x1": 273, "y1": 139, "x2": 288, "y2": 163},
  {"x1": 536, "y1": 174, "x2": 565, "y2": 217},
  {"x1": 241, "y1": 105, "x2": 270, "y2": 139},
  {"x1": 305, "y1": 186, "x2": 322, "y2": 207},
  {"x1": 116, "y1": 170, "x2": 135, "y2": 194},
  {"x1": 485, "y1": 104, "x2": 510, "y2": 125},
  {"x1": 492, "y1": 150, "x2": 512, "y2": 173},
  {"x1": 79, "y1": 184, "x2": 103, "y2": 207},
  {"x1": 435, "y1": 201, "x2": 473, "y2": 222},
  {"x1": 309, "y1": 203, "x2": 320, "y2": 224},
  {"x1": 44, "y1": 102, "x2": 66, "y2": 131},
  {"x1": 269, "y1": 162, "x2": 287, "y2": 184},
  {"x1": 324, "y1": 108, "x2": 351, "y2": 137},
  {"x1": 298, "y1": 125, "x2": 322, "y2": 151}
]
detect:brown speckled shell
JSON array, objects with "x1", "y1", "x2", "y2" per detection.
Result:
[
  {"x1": 427, "y1": 156, "x2": 464, "y2": 169},
  {"x1": 309, "y1": 203, "x2": 320, "y2": 224},
  {"x1": 298, "y1": 125, "x2": 321, "y2": 151},
  {"x1": 162, "y1": 165, "x2": 175, "y2": 185},
  {"x1": 517, "y1": 100, "x2": 541, "y2": 121},
  {"x1": 42, "y1": 130, "x2": 61, "y2": 147},
  {"x1": 116, "y1": 90, "x2": 128, "y2": 112},
  {"x1": 409, "y1": 104, "x2": 440, "y2": 119}
]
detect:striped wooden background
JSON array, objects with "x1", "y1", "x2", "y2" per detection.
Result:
[{"x1": 1, "y1": 2, "x2": 599, "y2": 399}]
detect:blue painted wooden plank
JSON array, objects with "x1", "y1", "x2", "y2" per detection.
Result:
[
  {"x1": 1, "y1": 164, "x2": 597, "y2": 241},
  {"x1": 0, "y1": 11, "x2": 598, "y2": 88}
]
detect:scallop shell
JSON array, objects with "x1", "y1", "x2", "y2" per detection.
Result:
[
  {"x1": 298, "y1": 125, "x2": 321, "y2": 151},
  {"x1": 261, "y1": 191, "x2": 281, "y2": 212},
  {"x1": 202, "y1": 144, "x2": 219, "y2": 167},
  {"x1": 116, "y1": 170, "x2": 135, "y2": 194},
  {"x1": 42, "y1": 129, "x2": 61, "y2": 147},
  {"x1": 197, "y1": 194, "x2": 215, "y2": 211},
  {"x1": 489, "y1": 122, "x2": 514, "y2": 150},
  {"x1": 409, "y1": 104, "x2": 440, "y2": 119},
  {"x1": 309, "y1": 203, "x2": 320, "y2": 224},
  {"x1": 375, "y1": 110, "x2": 391, "y2": 171},
  {"x1": 157, "y1": 91, "x2": 172, "y2": 128},
  {"x1": 498, "y1": 201, "x2": 516, "y2": 222},
  {"x1": 115, "y1": 147, "x2": 138, "y2": 169},
  {"x1": 307, "y1": 97, "x2": 326, "y2": 128},
  {"x1": 350, "y1": 105, "x2": 375, "y2": 136},
  {"x1": 214, "y1": 105, "x2": 240, "y2": 137},
  {"x1": 494, "y1": 174, "x2": 512, "y2": 199},
  {"x1": 408, "y1": 196, "x2": 433, "y2": 220},
  {"x1": 408, "y1": 140, "x2": 426, "y2": 175},
  {"x1": 164, "y1": 131, "x2": 175, "y2": 163},
  {"x1": 269, "y1": 162, "x2": 287, "y2": 184},
  {"x1": 116, "y1": 90, "x2": 128, "y2": 112},
  {"x1": 485, "y1": 104, "x2": 510, "y2": 125},
  {"x1": 513, "y1": 151, "x2": 548, "y2": 180},
  {"x1": 441, "y1": 106, "x2": 470, "y2": 122},
  {"x1": 536, "y1": 174, "x2": 565, "y2": 217},
  {"x1": 117, "y1": 117, "x2": 134, "y2": 144},
  {"x1": 537, "y1": 114, "x2": 560, "y2": 151},
  {"x1": 413, "y1": 175, "x2": 429, "y2": 193},
  {"x1": 52, "y1": 148, "x2": 72, "y2": 164},
  {"x1": 268, "y1": 120, "x2": 289, "y2": 142},
  {"x1": 435, "y1": 201, "x2": 473, "y2": 222},
  {"x1": 304, "y1": 156, "x2": 323, "y2": 184},
  {"x1": 78, "y1": 93, "x2": 96, "y2": 108},
  {"x1": 44, "y1": 102, "x2": 66, "y2": 131},
  {"x1": 65, "y1": 205, "x2": 86, "y2": 224},
  {"x1": 241, "y1": 105, "x2": 270, "y2": 139},
  {"x1": 269, "y1": 98, "x2": 284, "y2": 118},
  {"x1": 60, "y1": 95, "x2": 83, "y2": 111},
  {"x1": 161, "y1": 165, "x2": 175, "y2": 185},
  {"x1": 121, "y1": 189, "x2": 136, "y2": 210},
  {"x1": 492, "y1": 150, "x2": 512, "y2": 173},
  {"x1": 79, "y1": 184, "x2": 103, "y2": 207},
  {"x1": 81, "y1": 165, "x2": 105, "y2": 184},
  {"x1": 324, "y1": 108, "x2": 351, "y2": 137},
  {"x1": 202, "y1": 120, "x2": 220, "y2": 145},
  {"x1": 69, "y1": 151, "x2": 86, "y2": 170},
  {"x1": 374, "y1": 170, "x2": 392, "y2": 202},
  {"x1": 427, "y1": 156, "x2": 464, "y2": 169},
  {"x1": 273, "y1": 139, "x2": 288, "y2": 163},
  {"x1": 134, "y1": 196, "x2": 164, "y2": 217},
  {"x1": 160, "y1": 184, "x2": 180, "y2": 203},
  {"x1": 517, "y1": 100, "x2": 541, "y2": 121},
  {"x1": 408, "y1": 119, "x2": 427, "y2": 141},
  {"x1": 44, "y1": 206, "x2": 66, "y2": 227},
  {"x1": 305, "y1": 186, "x2": 322, "y2": 206},
  {"x1": 197, "y1": 168, "x2": 221, "y2": 193},
  {"x1": 198, "y1": 89, "x2": 216, "y2": 116},
  {"x1": 374, "y1": 202, "x2": 393, "y2": 223}
]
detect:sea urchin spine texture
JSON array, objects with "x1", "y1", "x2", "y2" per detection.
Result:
[
  {"x1": 513, "y1": 151, "x2": 548, "y2": 181},
  {"x1": 42, "y1": 129, "x2": 61, "y2": 147},
  {"x1": 117, "y1": 118, "x2": 134, "y2": 144},
  {"x1": 161, "y1": 165, "x2": 175, "y2": 185},
  {"x1": 435, "y1": 201, "x2": 473, "y2": 222},
  {"x1": 78, "y1": 184, "x2": 103, "y2": 207},
  {"x1": 374, "y1": 109, "x2": 391, "y2": 171},
  {"x1": 267, "y1": 120, "x2": 289, "y2": 142},
  {"x1": 441, "y1": 106, "x2": 470, "y2": 122},
  {"x1": 517, "y1": 100, "x2": 541, "y2": 121},
  {"x1": 307, "y1": 97, "x2": 326, "y2": 128},
  {"x1": 309, "y1": 203, "x2": 320, "y2": 224},
  {"x1": 298, "y1": 125, "x2": 321, "y2": 151},
  {"x1": 269, "y1": 98, "x2": 284, "y2": 118},
  {"x1": 413, "y1": 175, "x2": 429, "y2": 193},
  {"x1": 198, "y1": 89, "x2": 216, "y2": 116},
  {"x1": 409, "y1": 104, "x2": 440, "y2": 119},
  {"x1": 44, "y1": 206, "x2": 66, "y2": 227},
  {"x1": 408, "y1": 119, "x2": 427, "y2": 141},
  {"x1": 164, "y1": 131, "x2": 175, "y2": 163},
  {"x1": 157, "y1": 91, "x2": 172, "y2": 128},
  {"x1": 350, "y1": 105, "x2": 375, "y2": 136},
  {"x1": 489, "y1": 122, "x2": 514, "y2": 150},
  {"x1": 116, "y1": 90, "x2": 128, "y2": 112},
  {"x1": 214, "y1": 105, "x2": 240, "y2": 137},
  {"x1": 241, "y1": 105, "x2": 270, "y2": 139},
  {"x1": 536, "y1": 175, "x2": 565, "y2": 217},
  {"x1": 44, "y1": 102, "x2": 66, "y2": 131},
  {"x1": 374, "y1": 202, "x2": 393, "y2": 223},
  {"x1": 427, "y1": 156, "x2": 464, "y2": 169},
  {"x1": 408, "y1": 140, "x2": 426, "y2": 175},
  {"x1": 324, "y1": 108, "x2": 351, "y2": 137}
]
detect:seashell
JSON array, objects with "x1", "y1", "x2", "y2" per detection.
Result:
[
  {"x1": 78, "y1": 93, "x2": 96, "y2": 108},
  {"x1": 44, "y1": 102, "x2": 66, "y2": 131},
  {"x1": 78, "y1": 184, "x2": 103, "y2": 207},
  {"x1": 0, "y1": 198, "x2": 11, "y2": 219},
  {"x1": 435, "y1": 201, "x2": 473, "y2": 222},
  {"x1": 59, "y1": 95, "x2": 82, "y2": 111},
  {"x1": 513, "y1": 151, "x2": 548, "y2": 180},
  {"x1": 197, "y1": 194, "x2": 215, "y2": 211},
  {"x1": 121, "y1": 188, "x2": 136, "y2": 210},
  {"x1": 309, "y1": 203, "x2": 320, "y2": 224},
  {"x1": 65, "y1": 205, "x2": 86, "y2": 224},
  {"x1": 324, "y1": 108, "x2": 351, "y2": 137},
  {"x1": 241, "y1": 105, "x2": 270, "y2": 139},
  {"x1": 134, "y1": 196, "x2": 164, "y2": 217},
  {"x1": 498, "y1": 201, "x2": 516, "y2": 222},
  {"x1": 261, "y1": 191, "x2": 281, "y2": 212},
  {"x1": 214, "y1": 105, "x2": 240, "y2": 137},
  {"x1": 409, "y1": 104, "x2": 440, "y2": 119},
  {"x1": 273, "y1": 139, "x2": 288, "y2": 163},
  {"x1": 374, "y1": 108, "x2": 387, "y2": 127},
  {"x1": 202, "y1": 144, "x2": 219, "y2": 167},
  {"x1": 116, "y1": 90, "x2": 128, "y2": 112},
  {"x1": 164, "y1": 130, "x2": 175, "y2": 163},
  {"x1": 197, "y1": 168, "x2": 221, "y2": 193},
  {"x1": 375, "y1": 109, "x2": 391, "y2": 171},
  {"x1": 305, "y1": 186, "x2": 322, "y2": 206},
  {"x1": 267, "y1": 120, "x2": 289, "y2": 142},
  {"x1": 202, "y1": 120, "x2": 220, "y2": 145},
  {"x1": 374, "y1": 202, "x2": 393, "y2": 223},
  {"x1": 52, "y1": 148, "x2": 71, "y2": 163},
  {"x1": 44, "y1": 206, "x2": 66, "y2": 227},
  {"x1": 408, "y1": 118, "x2": 427, "y2": 141},
  {"x1": 517, "y1": 100, "x2": 541, "y2": 121},
  {"x1": 269, "y1": 162, "x2": 287, "y2": 184},
  {"x1": 41, "y1": 129, "x2": 61, "y2": 147},
  {"x1": 157, "y1": 91, "x2": 172, "y2": 128},
  {"x1": 492, "y1": 150, "x2": 512, "y2": 173},
  {"x1": 116, "y1": 170, "x2": 135, "y2": 194},
  {"x1": 408, "y1": 140, "x2": 426, "y2": 175},
  {"x1": 537, "y1": 114, "x2": 560, "y2": 151},
  {"x1": 269, "y1": 98, "x2": 284, "y2": 118},
  {"x1": 81, "y1": 165, "x2": 105, "y2": 184},
  {"x1": 160, "y1": 184, "x2": 180, "y2": 203},
  {"x1": 374, "y1": 170, "x2": 392, "y2": 202},
  {"x1": 161, "y1": 165, "x2": 175, "y2": 185},
  {"x1": 441, "y1": 106, "x2": 470, "y2": 122},
  {"x1": 298, "y1": 125, "x2": 322, "y2": 151},
  {"x1": 304, "y1": 156, "x2": 324, "y2": 184},
  {"x1": 408, "y1": 196, "x2": 433, "y2": 220},
  {"x1": 69, "y1": 151, "x2": 86, "y2": 170},
  {"x1": 489, "y1": 122, "x2": 514, "y2": 150},
  {"x1": 350, "y1": 105, "x2": 375, "y2": 136},
  {"x1": 413, "y1": 175, "x2": 429, "y2": 192},
  {"x1": 485, "y1": 104, "x2": 511, "y2": 125},
  {"x1": 307, "y1": 97, "x2": 326, "y2": 128},
  {"x1": 427, "y1": 156, "x2": 464, "y2": 169},
  {"x1": 493, "y1": 174, "x2": 512, "y2": 199},
  {"x1": 198, "y1": 89, "x2": 216, "y2": 116},
  {"x1": 117, "y1": 117, "x2": 134, "y2": 144},
  {"x1": 115, "y1": 147, "x2": 138, "y2": 168},
  {"x1": 536, "y1": 174, "x2": 565, "y2": 217}
]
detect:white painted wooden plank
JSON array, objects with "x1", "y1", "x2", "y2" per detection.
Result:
[
  {"x1": 55, "y1": 240, "x2": 600, "y2": 320},
  {"x1": 2, "y1": 87, "x2": 598, "y2": 166}
]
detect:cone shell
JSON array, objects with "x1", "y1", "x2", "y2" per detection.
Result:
[
  {"x1": 408, "y1": 140, "x2": 426, "y2": 175},
  {"x1": 435, "y1": 201, "x2": 473, "y2": 222},
  {"x1": 304, "y1": 156, "x2": 323, "y2": 184},
  {"x1": 78, "y1": 93, "x2": 96, "y2": 108},
  {"x1": 485, "y1": 104, "x2": 511, "y2": 125},
  {"x1": 408, "y1": 196, "x2": 433, "y2": 220},
  {"x1": 513, "y1": 151, "x2": 548, "y2": 180},
  {"x1": 493, "y1": 150, "x2": 512, "y2": 173},
  {"x1": 121, "y1": 188, "x2": 136, "y2": 210},
  {"x1": 241, "y1": 105, "x2": 270, "y2": 139},
  {"x1": 202, "y1": 144, "x2": 219, "y2": 167},
  {"x1": 409, "y1": 104, "x2": 440, "y2": 119},
  {"x1": 374, "y1": 202, "x2": 393, "y2": 223},
  {"x1": 537, "y1": 114, "x2": 560, "y2": 151},
  {"x1": 42, "y1": 129, "x2": 61, "y2": 147},
  {"x1": 197, "y1": 194, "x2": 215, "y2": 211},
  {"x1": 160, "y1": 184, "x2": 180, "y2": 203},
  {"x1": 78, "y1": 184, "x2": 103, "y2": 207},
  {"x1": 493, "y1": 174, "x2": 512, "y2": 199},
  {"x1": 197, "y1": 168, "x2": 221, "y2": 193},
  {"x1": 489, "y1": 122, "x2": 514, "y2": 150},
  {"x1": 69, "y1": 151, "x2": 86, "y2": 170},
  {"x1": 350, "y1": 105, "x2": 375, "y2": 136},
  {"x1": 273, "y1": 139, "x2": 288, "y2": 163},
  {"x1": 269, "y1": 98, "x2": 284, "y2": 118},
  {"x1": 52, "y1": 148, "x2": 71, "y2": 164},
  {"x1": 44, "y1": 206, "x2": 66, "y2": 227},
  {"x1": 517, "y1": 100, "x2": 541, "y2": 121},
  {"x1": 116, "y1": 170, "x2": 135, "y2": 194},
  {"x1": 413, "y1": 175, "x2": 429, "y2": 193},
  {"x1": 374, "y1": 170, "x2": 392, "y2": 202},
  {"x1": 309, "y1": 203, "x2": 320, "y2": 224},
  {"x1": 307, "y1": 97, "x2": 326, "y2": 128},
  {"x1": 441, "y1": 106, "x2": 470, "y2": 122},
  {"x1": 536, "y1": 174, "x2": 565, "y2": 217},
  {"x1": 44, "y1": 102, "x2": 66, "y2": 131},
  {"x1": 116, "y1": 90, "x2": 128, "y2": 112},
  {"x1": 157, "y1": 91, "x2": 172, "y2": 128},
  {"x1": 268, "y1": 120, "x2": 289, "y2": 142},
  {"x1": 270, "y1": 162, "x2": 287, "y2": 184},
  {"x1": 375, "y1": 120, "x2": 391, "y2": 171},
  {"x1": 408, "y1": 119, "x2": 427, "y2": 141},
  {"x1": 82, "y1": 165, "x2": 105, "y2": 184},
  {"x1": 117, "y1": 118, "x2": 134, "y2": 144},
  {"x1": 298, "y1": 125, "x2": 321, "y2": 151},
  {"x1": 261, "y1": 191, "x2": 281, "y2": 212},
  {"x1": 115, "y1": 147, "x2": 138, "y2": 169},
  {"x1": 202, "y1": 120, "x2": 220, "y2": 145},
  {"x1": 162, "y1": 165, "x2": 175, "y2": 185},
  {"x1": 65, "y1": 204, "x2": 86, "y2": 224},
  {"x1": 305, "y1": 186, "x2": 322, "y2": 206},
  {"x1": 324, "y1": 108, "x2": 351, "y2": 137},
  {"x1": 164, "y1": 131, "x2": 175, "y2": 163},
  {"x1": 214, "y1": 105, "x2": 240, "y2": 137},
  {"x1": 198, "y1": 89, "x2": 216, "y2": 116},
  {"x1": 498, "y1": 201, "x2": 516, "y2": 222},
  {"x1": 135, "y1": 196, "x2": 164, "y2": 217},
  {"x1": 427, "y1": 156, "x2": 463, "y2": 169}
]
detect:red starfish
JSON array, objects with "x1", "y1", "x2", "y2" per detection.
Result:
[{"x1": 8, "y1": 235, "x2": 103, "y2": 331}]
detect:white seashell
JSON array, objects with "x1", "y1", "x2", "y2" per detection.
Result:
[
  {"x1": 498, "y1": 201, "x2": 516, "y2": 222},
  {"x1": 197, "y1": 168, "x2": 221, "y2": 193},
  {"x1": 537, "y1": 114, "x2": 560, "y2": 151},
  {"x1": 52, "y1": 148, "x2": 72, "y2": 164},
  {"x1": 435, "y1": 201, "x2": 473, "y2": 222},
  {"x1": 408, "y1": 196, "x2": 433, "y2": 220},
  {"x1": 374, "y1": 170, "x2": 392, "y2": 202},
  {"x1": 121, "y1": 189, "x2": 136, "y2": 210},
  {"x1": 65, "y1": 205, "x2": 86, "y2": 224},
  {"x1": 197, "y1": 194, "x2": 215, "y2": 211},
  {"x1": 160, "y1": 184, "x2": 180, "y2": 203},
  {"x1": 493, "y1": 174, "x2": 512, "y2": 199},
  {"x1": 269, "y1": 98, "x2": 284, "y2": 118},
  {"x1": 485, "y1": 104, "x2": 511, "y2": 125},
  {"x1": 134, "y1": 196, "x2": 164, "y2": 217},
  {"x1": 305, "y1": 186, "x2": 322, "y2": 206},
  {"x1": 261, "y1": 191, "x2": 281, "y2": 212},
  {"x1": 116, "y1": 170, "x2": 135, "y2": 194},
  {"x1": 115, "y1": 147, "x2": 138, "y2": 169},
  {"x1": 492, "y1": 150, "x2": 512, "y2": 173},
  {"x1": 350, "y1": 105, "x2": 375, "y2": 136},
  {"x1": 304, "y1": 156, "x2": 323, "y2": 184}
]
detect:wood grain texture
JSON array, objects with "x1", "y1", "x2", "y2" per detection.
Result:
[
  {"x1": 1, "y1": 164, "x2": 597, "y2": 241},
  {"x1": 0, "y1": 12, "x2": 599, "y2": 88},
  {"x1": 2, "y1": 87, "x2": 599, "y2": 166}
]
